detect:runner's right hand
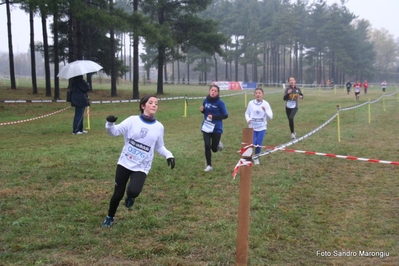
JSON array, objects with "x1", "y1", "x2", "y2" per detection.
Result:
[{"x1": 106, "y1": 115, "x2": 117, "y2": 123}]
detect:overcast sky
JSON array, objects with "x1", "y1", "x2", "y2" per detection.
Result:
[
  {"x1": 0, "y1": 0, "x2": 398, "y2": 53},
  {"x1": 326, "y1": 0, "x2": 399, "y2": 37}
]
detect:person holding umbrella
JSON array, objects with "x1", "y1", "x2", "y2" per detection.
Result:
[
  {"x1": 70, "y1": 75, "x2": 90, "y2": 134},
  {"x1": 58, "y1": 60, "x2": 102, "y2": 134}
]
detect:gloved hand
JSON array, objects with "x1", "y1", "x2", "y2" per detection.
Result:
[
  {"x1": 106, "y1": 115, "x2": 118, "y2": 123},
  {"x1": 167, "y1": 157, "x2": 175, "y2": 169}
]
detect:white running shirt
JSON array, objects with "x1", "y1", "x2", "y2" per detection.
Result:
[
  {"x1": 105, "y1": 115, "x2": 173, "y2": 174},
  {"x1": 245, "y1": 99, "x2": 273, "y2": 131}
]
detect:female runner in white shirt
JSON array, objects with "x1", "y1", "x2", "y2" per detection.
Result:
[{"x1": 102, "y1": 95, "x2": 175, "y2": 227}]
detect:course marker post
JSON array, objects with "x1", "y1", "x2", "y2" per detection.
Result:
[
  {"x1": 368, "y1": 99, "x2": 371, "y2": 124},
  {"x1": 235, "y1": 128, "x2": 253, "y2": 266},
  {"x1": 336, "y1": 105, "x2": 341, "y2": 143},
  {"x1": 183, "y1": 96, "x2": 188, "y2": 117},
  {"x1": 244, "y1": 93, "x2": 247, "y2": 108},
  {"x1": 86, "y1": 107, "x2": 91, "y2": 130}
]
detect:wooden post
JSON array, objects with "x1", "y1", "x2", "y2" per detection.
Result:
[
  {"x1": 183, "y1": 96, "x2": 188, "y2": 117},
  {"x1": 336, "y1": 105, "x2": 341, "y2": 143},
  {"x1": 368, "y1": 99, "x2": 371, "y2": 124},
  {"x1": 235, "y1": 128, "x2": 253, "y2": 266},
  {"x1": 86, "y1": 107, "x2": 90, "y2": 130}
]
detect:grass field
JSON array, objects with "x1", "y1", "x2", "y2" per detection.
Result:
[{"x1": 0, "y1": 82, "x2": 398, "y2": 265}]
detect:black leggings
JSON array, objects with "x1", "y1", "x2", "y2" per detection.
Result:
[
  {"x1": 203, "y1": 132, "x2": 221, "y2": 166},
  {"x1": 285, "y1": 107, "x2": 298, "y2": 133},
  {"x1": 107, "y1": 164, "x2": 147, "y2": 217}
]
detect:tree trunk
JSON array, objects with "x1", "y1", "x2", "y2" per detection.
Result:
[
  {"x1": 244, "y1": 63, "x2": 248, "y2": 82},
  {"x1": 83, "y1": 1, "x2": 93, "y2": 90},
  {"x1": 163, "y1": 61, "x2": 168, "y2": 84},
  {"x1": 132, "y1": 0, "x2": 139, "y2": 99},
  {"x1": 123, "y1": 34, "x2": 126, "y2": 80},
  {"x1": 289, "y1": 45, "x2": 292, "y2": 78},
  {"x1": 299, "y1": 44, "x2": 303, "y2": 83},
  {"x1": 129, "y1": 36, "x2": 132, "y2": 82},
  {"x1": 213, "y1": 54, "x2": 218, "y2": 81},
  {"x1": 41, "y1": 9, "x2": 51, "y2": 97},
  {"x1": 253, "y1": 54, "x2": 258, "y2": 82},
  {"x1": 283, "y1": 45, "x2": 286, "y2": 83},
  {"x1": 6, "y1": 0, "x2": 16, "y2": 89},
  {"x1": 234, "y1": 38, "x2": 239, "y2": 81},
  {"x1": 53, "y1": 10, "x2": 60, "y2": 100},
  {"x1": 132, "y1": 32, "x2": 139, "y2": 98},
  {"x1": 262, "y1": 43, "x2": 266, "y2": 83},
  {"x1": 187, "y1": 56, "x2": 190, "y2": 85},
  {"x1": 156, "y1": 7, "x2": 166, "y2": 94},
  {"x1": 29, "y1": 9, "x2": 38, "y2": 94},
  {"x1": 225, "y1": 59, "x2": 228, "y2": 81},
  {"x1": 229, "y1": 61, "x2": 232, "y2": 82},
  {"x1": 294, "y1": 42, "x2": 298, "y2": 79},
  {"x1": 177, "y1": 58, "x2": 180, "y2": 84},
  {"x1": 204, "y1": 57, "x2": 207, "y2": 84},
  {"x1": 266, "y1": 48, "x2": 269, "y2": 83},
  {"x1": 110, "y1": 0, "x2": 117, "y2": 97},
  {"x1": 157, "y1": 45, "x2": 165, "y2": 94},
  {"x1": 68, "y1": 10, "x2": 76, "y2": 62}
]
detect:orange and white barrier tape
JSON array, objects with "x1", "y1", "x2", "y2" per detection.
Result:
[
  {"x1": 264, "y1": 145, "x2": 399, "y2": 166},
  {"x1": 232, "y1": 144, "x2": 254, "y2": 179},
  {"x1": 232, "y1": 158, "x2": 252, "y2": 179},
  {"x1": 0, "y1": 106, "x2": 71, "y2": 126}
]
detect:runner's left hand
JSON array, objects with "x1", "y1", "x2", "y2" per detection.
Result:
[{"x1": 167, "y1": 157, "x2": 175, "y2": 169}]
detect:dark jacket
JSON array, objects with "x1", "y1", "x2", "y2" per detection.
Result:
[
  {"x1": 200, "y1": 95, "x2": 228, "y2": 134},
  {"x1": 346, "y1": 82, "x2": 352, "y2": 89},
  {"x1": 283, "y1": 86, "x2": 303, "y2": 109},
  {"x1": 70, "y1": 76, "x2": 90, "y2": 108}
]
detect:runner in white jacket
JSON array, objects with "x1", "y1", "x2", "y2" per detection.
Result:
[
  {"x1": 102, "y1": 95, "x2": 175, "y2": 227},
  {"x1": 245, "y1": 88, "x2": 273, "y2": 165}
]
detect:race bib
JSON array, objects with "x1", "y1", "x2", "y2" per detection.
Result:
[
  {"x1": 286, "y1": 100, "x2": 297, "y2": 108},
  {"x1": 251, "y1": 118, "x2": 264, "y2": 129},
  {"x1": 201, "y1": 120, "x2": 215, "y2": 133},
  {"x1": 125, "y1": 139, "x2": 150, "y2": 163}
]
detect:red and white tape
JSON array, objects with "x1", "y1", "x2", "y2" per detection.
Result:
[
  {"x1": 0, "y1": 106, "x2": 71, "y2": 126},
  {"x1": 232, "y1": 144, "x2": 399, "y2": 177},
  {"x1": 232, "y1": 144, "x2": 254, "y2": 179},
  {"x1": 232, "y1": 158, "x2": 252, "y2": 179},
  {"x1": 265, "y1": 145, "x2": 399, "y2": 166}
]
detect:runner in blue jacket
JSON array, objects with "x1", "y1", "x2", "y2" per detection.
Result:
[{"x1": 200, "y1": 85, "x2": 228, "y2": 172}]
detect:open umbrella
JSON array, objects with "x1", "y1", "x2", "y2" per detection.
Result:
[{"x1": 57, "y1": 60, "x2": 103, "y2": 79}]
